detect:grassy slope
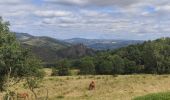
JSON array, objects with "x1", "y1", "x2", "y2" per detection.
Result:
[
  {"x1": 1, "y1": 69, "x2": 170, "y2": 100},
  {"x1": 133, "y1": 92, "x2": 170, "y2": 100}
]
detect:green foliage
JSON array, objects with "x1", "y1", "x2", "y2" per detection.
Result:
[
  {"x1": 112, "y1": 44, "x2": 144, "y2": 65},
  {"x1": 56, "y1": 95, "x2": 65, "y2": 99},
  {"x1": 95, "y1": 55, "x2": 124, "y2": 75},
  {"x1": 94, "y1": 38, "x2": 170, "y2": 75},
  {"x1": 23, "y1": 55, "x2": 45, "y2": 77},
  {"x1": 124, "y1": 59, "x2": 137, "y2": 74},
  {"x1": 0, "y1": 76, "x2": 6, "y2": 91},
  {"x1": 0, "y1": 17, "x2": 44, "y2": 94},
  {"x1": 143, "y1": 39, "x2": 170, "y2": 74},
  {"x1": 133, "y1": 92, "x2": 170, "y2": 100},
  {"x1": 23, "y1": 53, "x2": 45, "y2": 100},
  {"x1": 95, "y1": 60, "x2": 113, "y2": 74},
  {"x1": 24, "y1": 76, "x2": 43, "y2": 100},
  {"x1": 57, "y1": 59, "x2": 70, "y2": 76},
  {"x1": 68, "y1": 37, "x2": 170, "y2": 75},
  {"x1": 79, "y1": 57, "x2": 95, "y2": 75},
  {"x1": 111, "y1": 55, "x2": 124, "y2": 74},
  {"x1": 0, "y1": 17, "x2": 26, "y2": 91},
  {"x1": 51, "y1": 68, "x2": 58, "y2": 76},
  {"x1": 71, "y1": 59, "x2": 81, "y2": 69}
]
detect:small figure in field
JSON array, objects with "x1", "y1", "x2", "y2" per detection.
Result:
[
  {"x1": 17, "y1": 92, "x2": 29, "y2": 100},
  {"x1": 89, "y1": 81, "x2": 95, "y2": 90}
]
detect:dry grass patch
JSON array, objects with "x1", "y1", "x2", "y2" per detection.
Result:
[{"x1": 1, "y1": 70, "x2": 170, "y2": 100}]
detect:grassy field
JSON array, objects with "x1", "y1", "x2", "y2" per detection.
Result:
[
  {"x1": 133, "y1": 92, "x2": 170, "y2": 100},
  {"x1": 1, "y1": 68, "x2": 170, "y2": 100}
]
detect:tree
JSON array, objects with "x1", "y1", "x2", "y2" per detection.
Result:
[
  {"x1": 24, "y1": 56, "x2": 45, "y2": 100},
  {"x1": 95, "y1": 60, "x2": 113, "y2": 74},
  {"x1": 0, "y1": 17, "x2": 44, "y2": 99},
  {"x1": 124, "y1": 59, "x2": 137, "y2": 74},
  {"x1": 162, "y1": 57, "x2": 170, "y2": 74},
  {"x1": 57, "y1": 59, "x2": 70, "y2": 76},
  {"x1": 0, "y1": 17, "x2": 26, "y2": 92},
  {"x1": 143, "y1": 42, "x2": 163, "y2": 74},
  {"x1": 160, "y1": 42, "x2": 170, "y2": 74},
  {"x1": 70, "y1": 59, "x2": 81, "y2": 69},
  {"x1": 95, "y1": 54, "x2": 113, "y2": 74},
  {"x1": 79, "y1": 57, "x2": 95, "y2": 75},
  {"x1": 95, "y1": 55, "x2": 124, "y2": 75},
  {"x1": 111, "y1": 55, "x2": 124, "y2": 74}
]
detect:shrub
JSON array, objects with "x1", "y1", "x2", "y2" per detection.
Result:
[{"x1": 56, "y1": 59, "x2": 70, "y2": 76}]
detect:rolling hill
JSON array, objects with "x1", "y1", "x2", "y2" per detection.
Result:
[
  {"x1": 15, "y1": 33, "x2": 95, "y2": 65},
  {"x1": 64, "y1": 38, "x2": 144, "y2": 50},
  {"x1": 57, "y1": 44, "x2": 95, "y2": 59},
  {"x1": 14, "y1": 33, "x2": 144, "y2": 65}
]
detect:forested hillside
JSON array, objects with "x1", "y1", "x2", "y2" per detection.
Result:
[
  {"x1": 15, "y1": 33, "x2": 95, "y2": 65},
  {"x1": 61, "y1": 38, "x2": 170, "y2": 75},
  {"x1": 14, "y1": 27, "x2": 170, "y2": 75},
  {"x1": 15, "y1": 33, "x2": 144, "y2": 66},
  {"x1": 110, "y1": 38, "x2": 170, "y2": 74}
]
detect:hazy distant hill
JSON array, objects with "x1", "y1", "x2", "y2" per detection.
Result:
[
  {"x1": 14, "y1": 33, "x2": 143, "y2": 65},
  {"x1": 15, "y1": 33, "x2": 71, "y2": 64},
  {"x1": 57, "y1": 44, "x2": 95, "y2": 59},
  {"x1": 15, "y1": 33, "x2": 71, "y2": 48},
  {"x1": 64, "y1": 38, "x2": 144, "y2": 50},
  {"x1": 15, "y1": 33, "x2": 95, "y2": 65}
]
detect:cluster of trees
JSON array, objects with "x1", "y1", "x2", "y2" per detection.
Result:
[
  {"x1": 143, "y1": 39, "x2": 170, "y2": 74},
  {"x1": 111, "y1": 38, "x2": 170, "y2": 74},
  {"x1": 53, "y1": 38, "x2": 170, "y2": 76},
  {"x1": 52, "y1": 59, "x2": 70, "y2": 76},
  {"x1": 0, "y1": 17, "x2": 44, "y2": 99}
]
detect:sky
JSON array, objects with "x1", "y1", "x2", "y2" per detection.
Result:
[{"x1": 0, "y1": 0, "x2": 170, "y2": 40}]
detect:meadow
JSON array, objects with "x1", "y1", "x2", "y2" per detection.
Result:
[
  {"x1": 133, "y1": 92, "x2": 170, "y2": 100},
  {"x1": 1, "y1": 68, "x2": 170, "y2": 100}
]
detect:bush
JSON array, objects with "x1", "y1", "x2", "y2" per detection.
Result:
[
  {"x1": 58, "y1": 67, "x2": 70, "y2": 76},
  {"x1": 56, "y1": 59, "x2": 70, "y2": 76},
  {"x1": 51, "y1": 68, "x2": 58, "y2": 76}
]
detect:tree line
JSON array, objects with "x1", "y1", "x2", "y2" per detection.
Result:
[{"x1": 53, "y1": 38, "x2": 170, "y2": 75}]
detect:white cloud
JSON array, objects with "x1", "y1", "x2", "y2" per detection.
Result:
[
  {"x1": 0, "y1": 0, "x2": 170, "y2": 39},
  {"x1": 34, "y1": 10, "x2": 73, "y2": 17},
  {"x1": 44, "y1": 0, "x2": 88, "y2": 6},
  {"x1": 156, "y1": 5, "x2": 170, "y2": 11},
  {"x1": 0, "y1": 0, "x2": 27, "y2": 5},
  {"x1": 44, "y1": 0, "x2": 140, "y2": 7},
  {"x1": 80, "y1": 10, "x2": 110, "y2": 18}
]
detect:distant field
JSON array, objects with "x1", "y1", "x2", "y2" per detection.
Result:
[{"x1": 1, "y1": 69, "x2": 170, "y2": 100}]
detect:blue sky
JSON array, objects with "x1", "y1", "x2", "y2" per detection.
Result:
[{"x1": 0, "y1": 0, "x2": 170, "y2": 40}]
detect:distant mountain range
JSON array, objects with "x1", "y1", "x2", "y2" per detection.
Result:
[
  {"x1": 14, "y1": 32, "x2": 144, "y2": 65},
  {"x1": 64, "y1": 38, "x2": 144, "y2": 50},
  {"x1": 15, "y1": 33, "x2": 95, "y2": 65}
]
